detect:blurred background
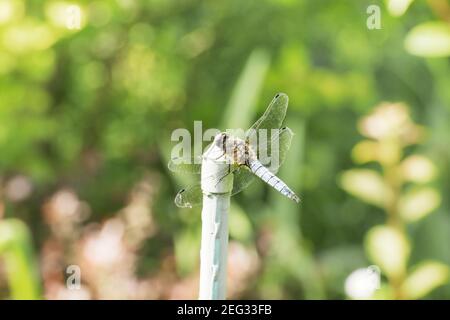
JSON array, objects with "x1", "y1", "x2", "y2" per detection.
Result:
[{"x1": 0, "y1": 0, "x2": 450, "y2": 300}]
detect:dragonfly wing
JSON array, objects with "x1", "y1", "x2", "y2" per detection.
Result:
[
  {"x1": 264, "y1": 126, "x2": 293, "y2": 174},
  {"x1": 174, "y1": 184, "x2": 203, "y2": 208},
  {"x1": 168, "y1": 156, "x2": 202, "y2": 174},
  {"x1": 246, "y1": 93, "x2": 288, "y2": 140},
  {"x1": 175, "y1": 164, "x2": 238, "y2": 207},
  {"x1": 231, "y1": 165, "x2": 256, "y2": 196},
  {"x1": 175, "y1": 165, "x2": 236, "y2": 207}
]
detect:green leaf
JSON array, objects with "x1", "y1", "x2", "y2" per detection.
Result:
[
  {"x1": 405, "y1": 22, "x2": 450, "y2": 57},
  {"x1": 351, "y1": 140, "x2": 378, "y2": 164},
  {"x1": 402, "y1": 261, "x2": 449, "y2": 299},
  {"x1": 399, "y1": 187, "x2": 441, "y2": 222},
  {"x1": 385, "y1": 0, "x2": 414, "y2": 17},
  {"x1": 339, "y1": 169, "x2": 390, "y2": 208},
  {"x1": 221, "y1": 49, "x2": 270, "y2": 130},
  {"x1": 0, "y1": 219, "x2": 42, "y2": 299},
  {"x1": 372, "y1": 283, "x2": 395, "y2": 300},
  {"x1": 365, "y1": 225, "x2": 410, "y2": 279},
  {"x1": 401, "y1": 155, "x2": 437, "y2": 183}
]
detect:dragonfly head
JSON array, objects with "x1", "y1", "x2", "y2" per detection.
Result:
[{"x1": 213, "y1": 132, "x2": 229, "y2": 150}]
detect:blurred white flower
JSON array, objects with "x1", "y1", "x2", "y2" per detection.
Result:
[
  {"x1": 358, "y1": 102, "x2": 422, "y2": 144},
  {"x1": 82, "y1": 219, "x2": 126, "y2": 267},
  {"x1": 5, "y1": 175, "x2": 33, "y2": 202},
  {"x1": 345, "y1": 266, "x2": 380, "y2": 299},
  {"x1": 53, "y1": 190, "x2": 79, "y2": 216},
  {"x1": 42, "y1": 189, "x2": 90, "y2": 238},
  {"x1": 401, "y1": 155, "x2": 436, "y2": 183}
]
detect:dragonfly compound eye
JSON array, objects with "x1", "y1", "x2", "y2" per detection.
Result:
[{"x1": 213, "y1": 133, "x2": 225, "y2": 147}]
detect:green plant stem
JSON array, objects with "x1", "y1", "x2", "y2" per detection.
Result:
[
  {"x1": 0, "y1": 219, "x2": 42, "y2": 299},
  {"x1": 382, "y1": 159, "x2": 406, "y2": 299}
]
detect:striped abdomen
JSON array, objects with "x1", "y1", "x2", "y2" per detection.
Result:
[{"x1": 248, "y1": 160, "x2": 300, "y2": 203}]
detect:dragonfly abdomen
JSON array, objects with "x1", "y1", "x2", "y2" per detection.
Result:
[{"x1": 248, "y1": 160, "x2": 300, "y2": 203}]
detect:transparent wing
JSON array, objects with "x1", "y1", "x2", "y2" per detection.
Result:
[
  {"x1": 245, "y1": 92, "x2": 288, "y2": 142},
  {"x1": 168, "y1": 156, "x2": 202, "y2": 174},
  {"x1": 264, "y1": 126, "x2": 293, "y2": 174},
  {"x1": 175, "y1": 164, "x2": 237, "y2": 208},
  {"x1": 174, "y1": 184, "x2": 203, "y2": 208},
  {"x1": 173, "y1": 163, "x2": 235, "y2": 207},
  {"x1": 231, "y1": 127, "x2": 293, "y2": 195},
  {"x1": 231, "y1": 166, "x2": 255, "y2": 196}
]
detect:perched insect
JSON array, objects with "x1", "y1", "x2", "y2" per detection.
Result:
[{"x1": 168, "y1": 93, "x2": 300, "y2": 208}]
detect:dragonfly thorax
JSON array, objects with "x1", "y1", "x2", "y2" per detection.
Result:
[{"x1": 215, "y1": 133, "x2": 256, "y2": 166}]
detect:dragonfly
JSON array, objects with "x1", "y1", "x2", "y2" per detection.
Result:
[{"x1": 168, "y1": 93, "x2": 300, "y2": 208}]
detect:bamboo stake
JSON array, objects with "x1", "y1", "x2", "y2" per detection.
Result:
[{"x1": 198, "y1": 142, "x2": 233, "y2": 300}]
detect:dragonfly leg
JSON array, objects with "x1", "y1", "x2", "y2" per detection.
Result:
[
  {"x1": 212, "y1": 151, "x2": 226, "y2": 160},
  {"x1": 213, "y1": 163, "x2": 251, "y2": 189},
  {"x1": 214, "y1": 164, "x2": 232, "y2": 188}
]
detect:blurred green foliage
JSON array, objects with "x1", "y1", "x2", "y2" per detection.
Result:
[
  {"x1": 0, "y1": 219, "x2": 41, "y2": 299},
  {"x1": 0, "y1": 0, "x2": 449, "y2": 299}
]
